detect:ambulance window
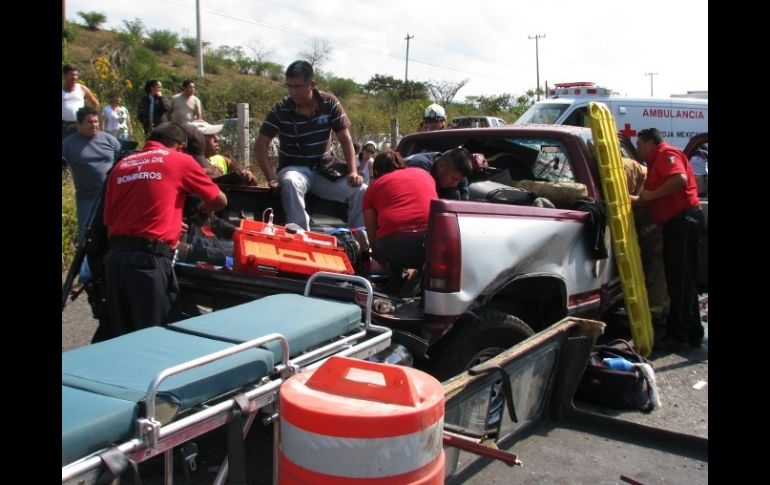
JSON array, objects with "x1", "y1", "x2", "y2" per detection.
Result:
[
  {"x1": 563, "y1": 107, "x2": 590, "y2": 127},
  {"x1": 516, "y1": 104, "x2": 570, "y2": 124}
]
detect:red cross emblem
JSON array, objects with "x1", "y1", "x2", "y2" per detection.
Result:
[{"x1": 619, "y1": 123, "x2": 636, "y2": 138}]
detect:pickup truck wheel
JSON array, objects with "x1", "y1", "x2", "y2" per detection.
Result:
[
  {"x1": 431, "y1": 309, "x2": 535, "y2": 381},
  {"x1": 431, "y1": 310, "x2": 534, "y2": 436}
]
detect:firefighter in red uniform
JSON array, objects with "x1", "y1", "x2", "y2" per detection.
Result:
[
  {"x1": 632, "y1": 127, "x2": 705, "y2": 350},
  {"x1": 97, "y1": 123, "x2": 226, "y2": 341}
]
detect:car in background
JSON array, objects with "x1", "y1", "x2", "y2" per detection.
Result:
[{"x1": 449, "y1": 116, "x2": 507, "y2": 129}]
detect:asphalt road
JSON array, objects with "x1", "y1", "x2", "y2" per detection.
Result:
[{"x1": 62, "y1": 289, "x2": 707, "y2": 484}]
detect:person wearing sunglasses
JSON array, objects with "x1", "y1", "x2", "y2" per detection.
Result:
[{"x1": 357, "y1": 140, "x2": 377, "y2": 183}]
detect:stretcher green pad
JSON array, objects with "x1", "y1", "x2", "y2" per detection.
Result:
[
  {"x1": 62, "y1": 385, "x2": 139, "y2": 466},
  {"x1": 62, "y1": 327, "x2": 275, "y2": 422},
  {"x1": 169, "y1": 294, "x2": 362, "y2": 361}
]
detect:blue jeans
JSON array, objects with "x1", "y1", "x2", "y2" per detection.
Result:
[
  {"x1": 75, "y1": 196, "x2": 97, "y2": 282},
  {"x1": 277, "y1": 165, "x2": 367, "y2": 230}
]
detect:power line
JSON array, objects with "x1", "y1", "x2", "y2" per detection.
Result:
[
  {"x1": 157, "y1": 0, "x2": 527, "y2": 84},
  {"x1": 412, "y1": 38, "x2": 508, "y2": 70}
]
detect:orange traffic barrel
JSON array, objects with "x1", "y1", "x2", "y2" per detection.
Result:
[{"x1": 278, "y1": 355, "x2": 445, "y2": 484}]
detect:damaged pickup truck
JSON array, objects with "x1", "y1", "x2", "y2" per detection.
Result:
[{"x1": 160, "y1": 125, "x2": 707, "y2": 380}]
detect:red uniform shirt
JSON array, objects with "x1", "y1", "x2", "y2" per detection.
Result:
[
  {"x1": 363, "y1": 167, "x2": 438, "y2": 238},
  {"x1": 104, "y1": 141, "x2": 221, "y2": 246},
  {"x1": 643, "y1": 142, "x2": 700, "y2": 226}
]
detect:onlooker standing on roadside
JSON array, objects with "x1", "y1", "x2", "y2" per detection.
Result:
[
  {"x1": 62, "y1": 106, "x2": 121, "y2": 282},
  {"x1": 101, "y1": 94, "x2": 132, "y2": 141},
  {"x1": 98, "y1": 123, "x2": 226, "y2": 342},
  {"x1": 632, "y1": 128, "x2": 705, "y2": 349},
  {"x1": 62, "y1": 64, "x2": 100, "y2": 139},
  {"x1": 168, "y1": 80, "x2": 203, "y2": 124},
  {"x1": 137, "y1": 80, "x2": 169, "y2": 137},
  {"x1": 255, "y1": 60, "x2": 366, "y2": 230}
]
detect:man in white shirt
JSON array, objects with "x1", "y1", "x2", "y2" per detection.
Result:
[
  {"x1": 168, "y1": 80, "x2": 203, "y2": 124},
  {"x1": 62, "y1": 63, "x2": 100, "y2": 139}
]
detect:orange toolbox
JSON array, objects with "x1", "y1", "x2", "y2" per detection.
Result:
[{"x1": 232, "y1": 220, "x2": 354, "y2": 276}]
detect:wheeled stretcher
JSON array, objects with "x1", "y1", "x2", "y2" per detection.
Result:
[{"x1": 62, "y1": 273, "x2": 392, "y2": 485}]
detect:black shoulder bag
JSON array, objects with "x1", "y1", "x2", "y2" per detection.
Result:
[{"x1": 574, "y1": 339, "x2": 656, "y2": 413}]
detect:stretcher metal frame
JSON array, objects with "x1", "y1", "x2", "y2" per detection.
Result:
[{"x1": 62, "y1": 273, "x2": 391, "y2": 485}]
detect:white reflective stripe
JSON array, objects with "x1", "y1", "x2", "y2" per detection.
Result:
[{"x1": 281, "y1": 417, "x2": 444, "y2": 478}]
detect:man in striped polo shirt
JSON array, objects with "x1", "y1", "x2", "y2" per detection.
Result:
[{"x1": 255, "y1": 60, "x2": 366, "y2": 230}]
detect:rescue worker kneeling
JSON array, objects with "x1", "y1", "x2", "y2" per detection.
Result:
[
  {"x1": 96, "y1": 122, "x2": 226, "y2": 342},
  {"x1": 363, "y1": 151, "x2": 437, "y2": 297}
]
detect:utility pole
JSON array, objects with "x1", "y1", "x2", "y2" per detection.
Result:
[
  {"x1": 528, "y1": 34, "x2": 546, "y2": 100},
  {"x1": 645, "y1": 72, "x2": 658, "y2": 96},
  {"x1": 196, "y1": 0, "x2": 204, "y2": 77},
  {"x1": 404, "y1": 33, "x2": 414, "y2": 82}
]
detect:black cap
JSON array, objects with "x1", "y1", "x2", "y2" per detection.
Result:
[
  {"x1": 179, "y1": 122, "x2": 209, "y2": 168},
  {"x1": 149, "y1": 122, "x2": 187, "y2": 145}
]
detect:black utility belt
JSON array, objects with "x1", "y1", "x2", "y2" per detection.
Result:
[
  {"x1": 109, "y1": 236, "x2": 174, "y2": 258},
  {"x1": 677, "y1": 206, "x2": 702, "y2": 218},
  {"x1": 666, "y1": 206, "x2": 703, "y2": 224}
]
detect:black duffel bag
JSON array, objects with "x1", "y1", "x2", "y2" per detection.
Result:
[
  {"x1": 574, "y1": 339, "x2": 658, "y2": 413},
  {"x1": 468, "y1": 180, "x2": 535, "y2": 206}
]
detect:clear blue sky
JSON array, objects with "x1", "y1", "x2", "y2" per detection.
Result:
[{"x1": 65, "y1": 0, "x2": 708, "y2": 100}]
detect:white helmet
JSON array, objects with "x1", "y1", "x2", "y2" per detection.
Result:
[{"x1": 423, "y1": 103, "x2": 446, "y2": 121}]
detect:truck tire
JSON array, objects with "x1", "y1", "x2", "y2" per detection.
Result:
[
  {"x1": 431, "y1": 309, "x2": 535, "y2": 381},
  {"x1": 431, "y1": 310, "x2": 534, "y2": 436}
]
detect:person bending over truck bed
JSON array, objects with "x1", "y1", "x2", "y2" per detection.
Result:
[
  {"x1": 363, "y1": 151, "x2": 438, "y2": 296},
  {"x1": 404, "y1": 147, "x2": 474, "y2": 200},
  {"x1": 255, "y1": 60, "x2": 366, "y2": 230}
]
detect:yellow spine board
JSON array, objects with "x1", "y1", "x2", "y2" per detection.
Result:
[{"x1": 587, "y1": 101, "x2": 653, "y2": 357}]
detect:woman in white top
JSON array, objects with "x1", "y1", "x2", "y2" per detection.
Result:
[
  {"x1": 357, "y1": 140, "x2": 377, "y2": 184},
  {"x1": 101, "y1": 95, "x2": 132, "y2": 141}
]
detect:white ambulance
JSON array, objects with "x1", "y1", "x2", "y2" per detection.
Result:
[{"x1": 514, "y1": 82, "x2": 708, "y2": 149}]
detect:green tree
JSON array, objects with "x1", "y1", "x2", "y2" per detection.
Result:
[
  {"x1": 256, "y1": 61, "x2": 284, "y2": 81},
  {"x1": 364, "y1": 74, "x2": 400, "y2": 95},
  {"x1": 121, "y1": 18, "x2": 145, "y2": 39},
  {"x1": 510, "y1": 94, "x2": 533, "y2": 118},
  {"x1": 465, "y1": 93, "x2": 513, "y2": 114},
  {"x1": 62, "y1": 21, "x2": 80, "y2": 42},
  {"x1": 146, "y1": 29, "x2": 179, "y2": 54},
  {"x1": 364, "y1": 75, "x2": 428, "y2": 108},
  {"x1": 180, "y1": 36, "x2": 197, "y2": 56},
  {"x1": 77, "y1": 11, "x2": 107, "y2": 30},
  {"x1": 321, "y1": 76, "x2": 360, "y2": 98}
]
